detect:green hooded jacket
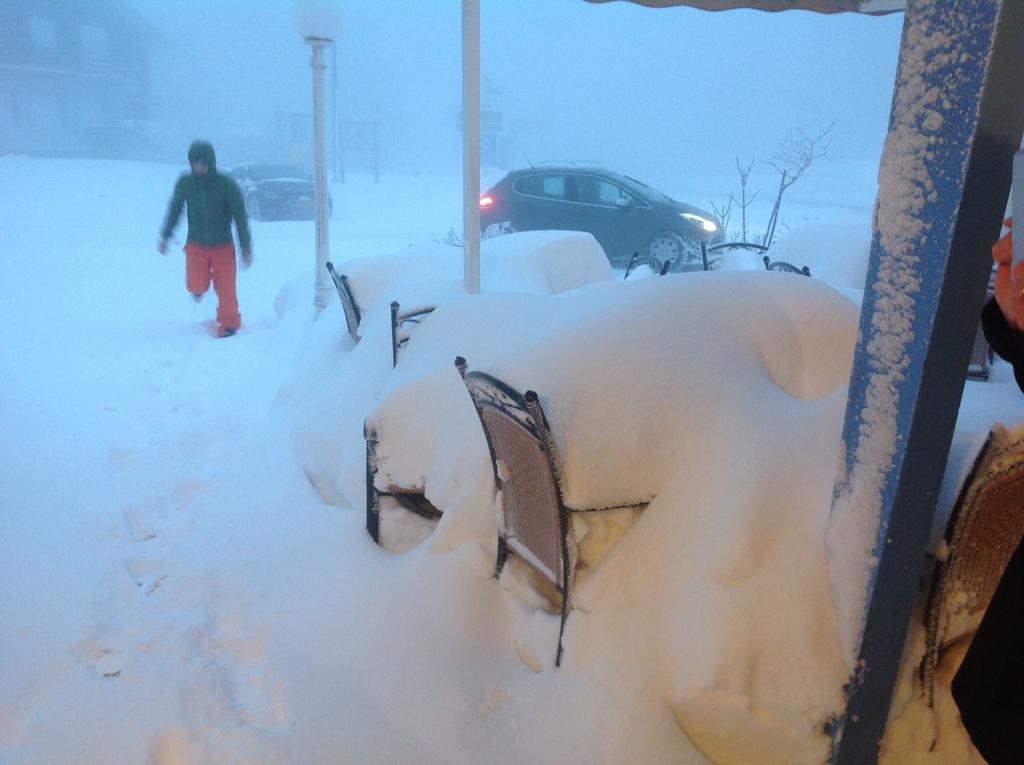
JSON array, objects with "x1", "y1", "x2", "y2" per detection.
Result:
[{"x1": 160, "y1": 141, "x2": 252, "y2": 251}]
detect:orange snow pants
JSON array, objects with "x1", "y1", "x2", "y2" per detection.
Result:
[{"x1": 185, "y1": 241, "x2": 240, "y2": 333}]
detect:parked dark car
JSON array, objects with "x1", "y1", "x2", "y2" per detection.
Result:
[
  {"x1": 479, "y1": 165, "x2": 721, "y2": 268},
  {"x1": 227, "y1": 163, "x2": 332, "y2": 221}
]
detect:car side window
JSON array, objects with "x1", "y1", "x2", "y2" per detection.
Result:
[
  {"x1": 576, "y1": 175, "x2": 636, "y2": 207},
  {"x1": 601, "y1": 180, "x2": 635, "y2": 206},
  {"x1": 514, "y1": 174, "x2": 567, "y2": 201}
]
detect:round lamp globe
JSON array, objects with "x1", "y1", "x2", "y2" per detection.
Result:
[{"x1": 293, "y1": 0, "x2": 343, "y2": 41}]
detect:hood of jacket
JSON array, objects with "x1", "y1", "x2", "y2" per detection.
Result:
[{"x1": 187, "y1": 140, "x2": 217, "y2": 174}]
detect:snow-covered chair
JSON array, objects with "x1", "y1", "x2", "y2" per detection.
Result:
[
  {"x1": 622, "y1": 251, "x2": 670, "y2": 280},
  {"x1": 764, "y1": 256, "x2": 810, "y2": 276},
  {"x1": 708, "y1": 241, "x2": 768, "y2": 256},
  {"x1": 325, "y1": 261, "x2": 362, "y2": 341},
  {"x1": 455, "y1": 356, "x2": 576, "y2": 666},
  {"x1": 364, "y1": 423, "x2": 440, "y2": 546},
  {"x1": 390, "y1": 300, "x2": 436, "y2": 367},
  {"x1": 763, "y1": 254, "x2": 811, "y2": 277},
  {"x1": 920, "y1": 423, "x2": 1024, "y2": 705},
  {"x1": 455, "y1": 356, "x2": 647, "y2": 666}
]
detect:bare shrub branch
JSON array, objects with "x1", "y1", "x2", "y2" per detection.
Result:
[
  {"x1": 764, "y1": 118, "x2": 835, "y2": 193},
  {"x1": 713, "y1": 120, "x2": 836, "y2": 258}
]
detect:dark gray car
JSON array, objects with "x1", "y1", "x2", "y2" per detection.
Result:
[
  {"x1": 479, "y1": 165, "x2": 721, "y2": 267},
  {"x1": 227, "y1": 163, "x2": 332, "y2": 222}
]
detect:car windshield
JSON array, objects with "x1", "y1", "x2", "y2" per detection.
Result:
[
  {"x1": 622, "y1": 174, "x2": 675, "y2": 204},
  {"x1": 249, "y1": 165, "x2": 305, "y2": 182}
]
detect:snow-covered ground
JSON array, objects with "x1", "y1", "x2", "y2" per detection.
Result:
[{"x1": 1, "y1": 156, "x2": 1020, "y2": 764}]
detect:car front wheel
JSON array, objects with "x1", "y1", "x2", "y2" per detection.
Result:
[
  {"x1": 482, "y1": 220, "x2": 516, "y2": 240},
  {"x1": 645, "y1": 231, "x2": 702, "y2": 270},
  {"x1": 245, "y1": 192, "x2": 261, "y2": 221}
]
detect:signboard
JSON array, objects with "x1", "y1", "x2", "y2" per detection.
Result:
[
  {"x1": 481, "y1": 132, "x2": 498, "y2": 165},
  {"x1": 337, "y1": 120, "x2": 379, "y2": 184},
  {"x1": 342, "y1": 121, "x2": 376, "y2": 151}
]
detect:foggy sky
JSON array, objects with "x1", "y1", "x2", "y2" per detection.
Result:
[{"x1": 128, "y1": 0, "x2": 903, "y2": 184}]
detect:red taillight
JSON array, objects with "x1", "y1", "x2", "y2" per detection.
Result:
[{"x1": 479, "y1": 195, "x2": 494, "y2": 208}]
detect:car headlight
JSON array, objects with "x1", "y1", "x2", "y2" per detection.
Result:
[{"x1": 680, "y1": 212, "x2": 718, "y2": 233}]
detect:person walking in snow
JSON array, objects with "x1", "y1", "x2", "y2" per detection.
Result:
[{"x1": 158, "y1": 140, "x2": 253, "y2": 338}]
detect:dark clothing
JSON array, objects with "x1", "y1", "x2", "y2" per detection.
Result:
[
  {"x1": 952, "y1": 298, "x2": 1024, "y2": 763},
  {"x1": 951, "y1": 536, "x2": 1024, "y2": 764},
  {"x1": 160, "y1": 140, "x2": 251, "y2": 251},
  {"x1": 981, "y1": 297, "x2": 1024, "y2": 391}
]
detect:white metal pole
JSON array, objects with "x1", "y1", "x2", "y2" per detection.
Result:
[
  {"x1": 308, "y1": 37, "x2": 332, "y2": 309},
  {"x1": 462, "y1": 0, "x2": 480, "y2": 294},
  {"x1": 330, "y1": 41, "x2": 339, "y2": 184}
]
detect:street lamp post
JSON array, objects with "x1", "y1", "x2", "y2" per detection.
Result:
[
  {"x1": 294, "y1": 2, "x2": 342, "y2": 310},
  {"x1": 462, "y1": 0, "x2": 480, "y2": 294},
  {"x1": 307, "y1": 36, "x2": 331, "y2": 309}
]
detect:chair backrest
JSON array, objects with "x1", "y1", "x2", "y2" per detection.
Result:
[
  {"x1": 921, "y1": 425, "x2": 1024, "y2": 704},
  {"x1": 695, "y1": 241, "x2": 769, "y2": 273},
  {"x1": 455, "y1": 357, "x2": 572, "y2": 592},
  {"x1": 325, "y1": 261, "x2": 362, "y2": 340},
  {"x1": 708, "y1": 241, "x2": 769, "y2": 255},
  {"x1": 623, "y1": 251, "x2": 669, "y2": 280},
  {"x1": 364, "y1": 422, "x2": 441, "y2": 547},
  {"x1": 390, "y1": 300, "x2": 436, "y2": 367},
  {"x1": 763, "y1": 254, "x2": 811, "y2": 277},
  {"x1": 365, "y1": 424, "x2": 381, "y2": 543}
]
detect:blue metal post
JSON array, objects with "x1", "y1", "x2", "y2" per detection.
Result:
[{"x1": 829, "y1": 2, "x2": 1024, "y2": 762}]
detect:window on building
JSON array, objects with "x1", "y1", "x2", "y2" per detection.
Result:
[
  {"x1": 0, "y1": 93, "x2": 15, "y2": 130},
  {"x1": 77, "y1": 95, "x2": 105, "y2": 129},
  {"x1": 29, "y1": 17, "x2": 58, "y2": 50},
  {"x1": 29, "y1": 93, "x2": 61, "y2": 129},
  {"x1": 80, "y1": 24, "x2": 110, "y2": 57}
]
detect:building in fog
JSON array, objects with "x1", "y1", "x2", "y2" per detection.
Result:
[{"x1": 0, "y1": 0, "x2": 162, "y2": 159}]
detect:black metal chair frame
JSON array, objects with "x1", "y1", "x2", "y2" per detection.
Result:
[
  {"x1": 967, "y1": 270, "x2": 996, "y2": 381},
  {"x1": 325, "y1": 261, "x2": 362, "y2": 341},
  {"x1": 390, "y1": 300, "x2": 436, "y2": 367},
  {"x1": 627, "y1": 241, "x2": 770, "y2": 276},
  {"x1": 707, "y1": 241, "x2": 770, "y2": 255},
  {"x1": 762, "y1": 254, "x2": 811, "y2": 277},
  {"x1": 455, "y1": 355, "x2": 574, "y2": 666},
  {"x1": 623, "y1": 251, "x2": 671, "y2": 280},
  {"x1": 364, "y1": 423, "x2": 441, "y2": 546}
]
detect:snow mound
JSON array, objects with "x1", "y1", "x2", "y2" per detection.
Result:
[
  {"x1": 769, "y1": 218, "x2": 872, "y2": 291},
  {"x1": 340, "y1": 271, "x2": 861, "y2": 761},
  {"x1": 479, "y1": 230, "x2": 614, "y2": 293},
  {"x1": 331, "y1": 230, "x2": 614, "y2": 320}
]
